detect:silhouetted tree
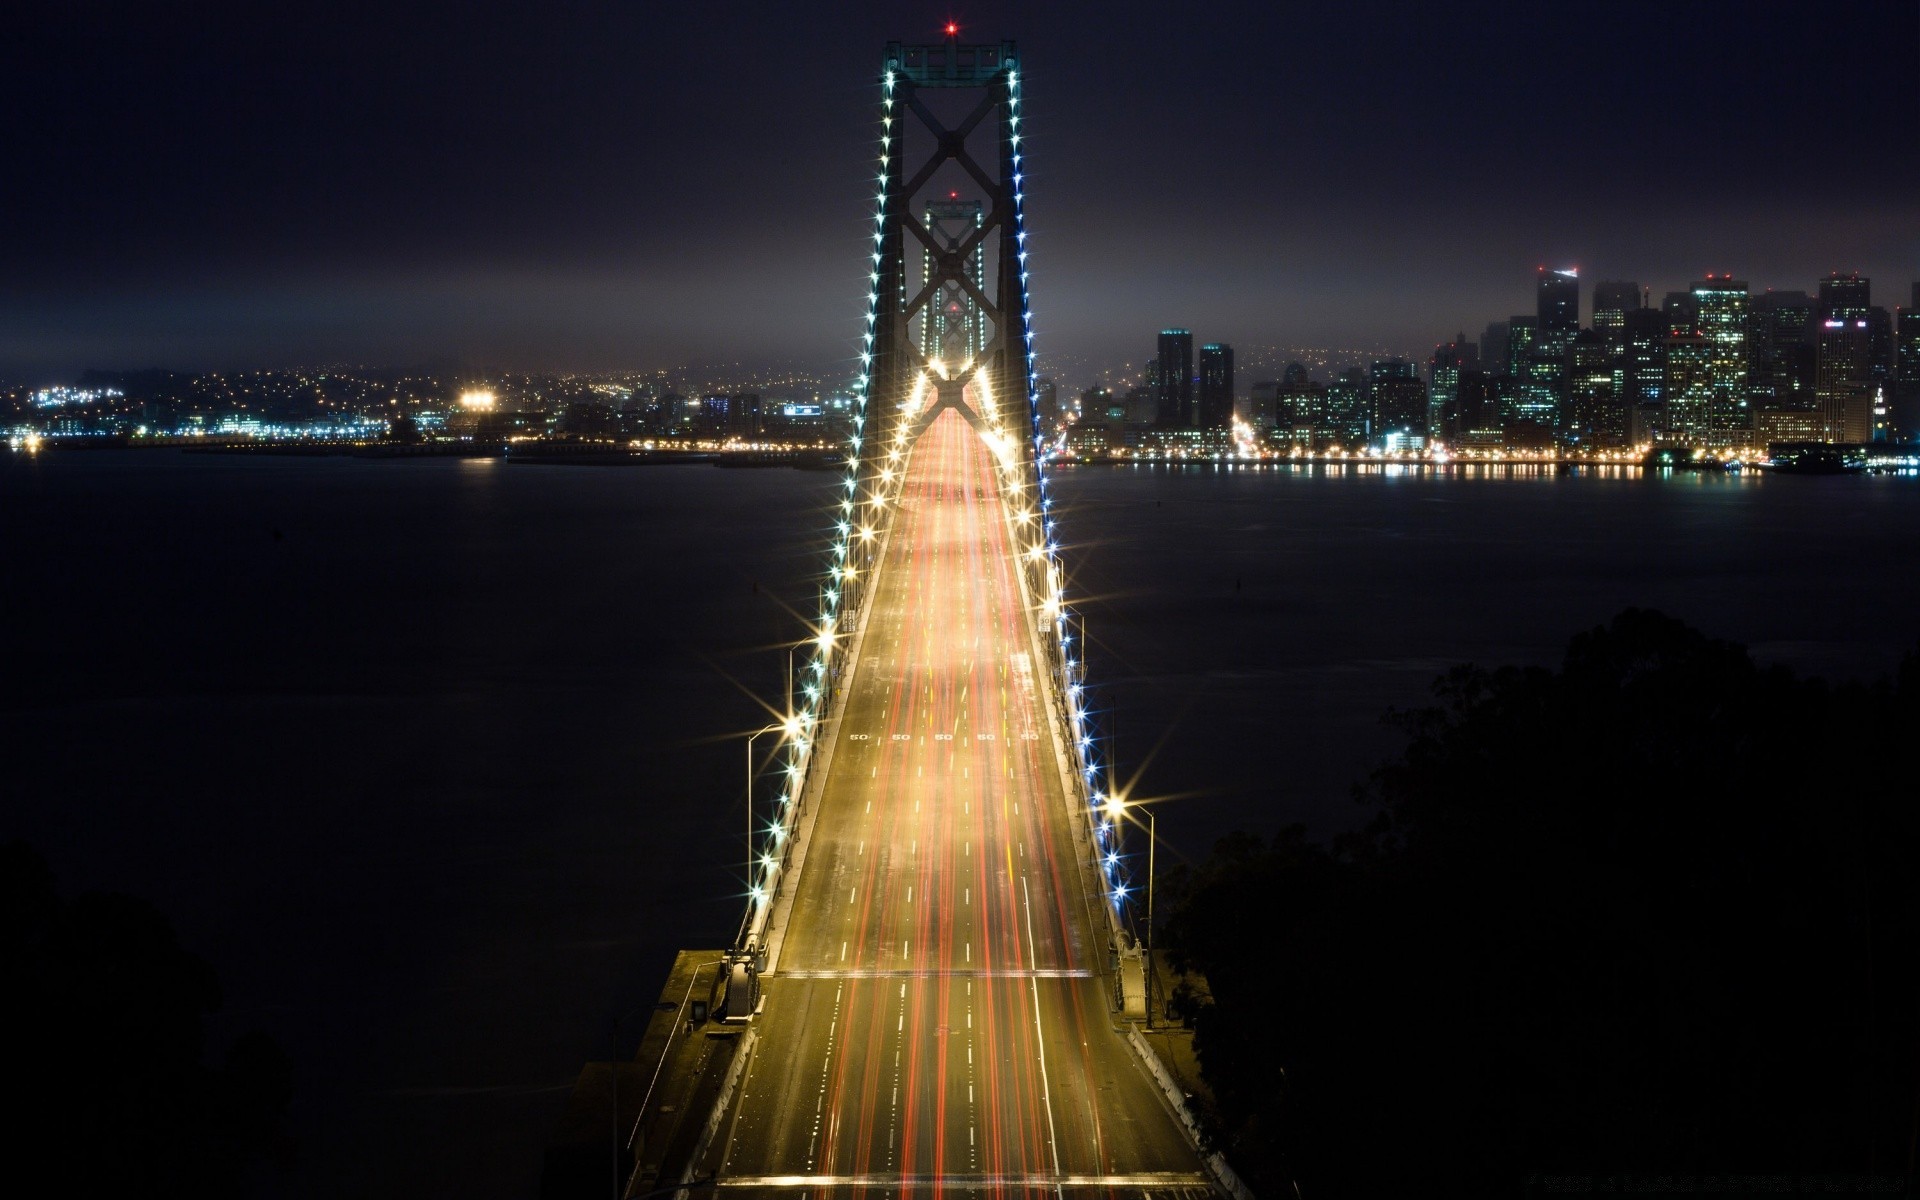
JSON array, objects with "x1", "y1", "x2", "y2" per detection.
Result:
[
  {"x1": 1164, "y1": 610, "x2": 1920, "y2": 1197},
  {"x1": 0, "y1": 841, "x2": 292, "y2": 1196}
]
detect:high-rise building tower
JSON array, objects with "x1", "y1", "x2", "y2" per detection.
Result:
[
  {"x1": 1198, "y1": 343, "x2": 1234, "y2": 430},
  {"x1": 1816, "y1": 272, "x2": 1873, "y2": 442},
  {"x1": 1537, "y1": 267, "x2": 1580, "y2": 334},
  {"x1": 916, "y1": 198, "x2": 987, "y2": 365},
  {"x1": 1561, "y1": 330, "x2": 1628, "y2": 448},
  {"x1": 1895, "y1": 285, "x2": 1920, "y2": 441},
  {"x1": 1526, "y1": 268, "x2": 1580, "y2": 427},
  {"x1": 1428, "y1": 337, "x2": 1475, "y2": 441},
  {"x1": 1155, "y1": 329, "x2": 1194, "y2": 428},
  {"x1": 1691, "y1": 275, "x2": 1751, "y2": 444},
  {"x1": 1482, "y1": 320, "x2": 1511, "y2": 377},
  {"x1": 1506, "y1": 315, "x2": 1559, "y2": 428},
  {"x1": 1748, "y1": 290, "x2": 1816, "y2": 411},
  {"x1": 1616, "y1": 306, "x2": 1670, "y2": 438},
  {"x1": 1368, "y1": 359, "x2": 1426, "y2": 449}
]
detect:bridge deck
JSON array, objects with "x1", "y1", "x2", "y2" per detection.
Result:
[{"x1": 708, "y1": 408, "x2": 1210, "y2": 1197}]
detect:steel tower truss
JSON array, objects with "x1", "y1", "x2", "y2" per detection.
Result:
[{"x1": 861, "y1": 36, "x2": 1039, "y2": 460}]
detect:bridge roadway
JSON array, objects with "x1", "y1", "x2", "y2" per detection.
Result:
[{"x1": 704, "y1": 407, "x2": 1212, "y2": 1198}]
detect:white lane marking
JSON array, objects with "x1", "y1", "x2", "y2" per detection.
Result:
[
  {"x1": 849, "y1": 887, "x2": 856, "y2": 905},
  {"x1": 1022, "y1": 874, "x2": 1066, "y2": 1199},
  {"x1": 840, "y1": 941, "x2": 847, "y2": 961},
  {"x1": 715, "y1": 1174, "x2": 1214, "y2": 1189}
]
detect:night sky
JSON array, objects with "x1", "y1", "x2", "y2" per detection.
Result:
[{"x1": 7, "y1": 0, "x2": 1918, "y2": 380}]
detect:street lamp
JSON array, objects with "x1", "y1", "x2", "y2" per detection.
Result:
[{"x1": 745, "y1": 723, "x2": 787, "y2": 903}]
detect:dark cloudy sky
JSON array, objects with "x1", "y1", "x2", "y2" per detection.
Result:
[{"x1": 5, "y1": 0, "x2": 1917, "y2": 381}]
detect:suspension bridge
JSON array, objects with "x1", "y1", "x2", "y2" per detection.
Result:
[{"x1": 574, "y1": 34, "x2": 1243, "y2": 1200}]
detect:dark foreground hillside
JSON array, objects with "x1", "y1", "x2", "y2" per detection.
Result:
[{"x1": 1166, "y1": 609, "x2": 1920, "y2": 1198}]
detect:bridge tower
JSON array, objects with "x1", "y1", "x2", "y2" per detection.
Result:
[{"x1": 858, "y1": 31, "x2": 1041, "y2": 467}]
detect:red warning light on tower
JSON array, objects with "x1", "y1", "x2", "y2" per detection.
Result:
[{"x1": 945, "y1": 21, "x2": 959, "y2": 37}]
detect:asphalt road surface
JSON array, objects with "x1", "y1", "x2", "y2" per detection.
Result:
[{"x1": 706, "y1": 405, "x2": 1213, "y2": 1198}]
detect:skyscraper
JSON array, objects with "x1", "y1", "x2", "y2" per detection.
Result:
[
  {"x1": 1663, "y1": 329, "x2": 1714, "y2": 445},
  {"x1": 1616, "y1": 306, "x2": 1670, "y2": 419},
  {"x1": 1691, "y1": 275, "x2": 1751, "y2": 443},
  {"x1": 1481, "y1": 320, "x2": 1510, "y2": 378},
  {"x1": 1816, "y1": 273, "x2": 1873, "y2": 442},
  {"x1": 1274, "y1": 362, "x2": 1322, "y2": 446},
  {"x1": 1537, "y1": 267, "x2": 1580, "y2": 334},
  {"x1": 1561, "y1": 330, "x2": 1628, "y2": 448},
  {"x1": 1506, "y1": 316, "x2": 1558, "y2": 427},
  {"x1": 1369, "y1": 359, "x2": 1426, "y2": 449},
  {"x1": 1748, "y1": 291, "x2": 1816, "y2": 411},
  {"x1": 1428, "y1": 338, "x2": 1474, "y2": 441},
  {"x1": 1526, "y1": 268, "x2": 1579, "y2": 427},
  {"x1": 1323, "y1": 368, "x2": 1369, "y2": 446},
  {"x1": 1895, "y1": 285, "x2": 1920, "y2": 441},
  {"x1": 1155, "y1": 329, "x2": 1194, "y2": 429},
  {"x1": 1198, "y1": 343, "x2": 1234, "y2": 430}
]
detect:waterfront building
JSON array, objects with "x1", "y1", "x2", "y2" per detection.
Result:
[
  {"x1": 1428, "y1": 337, "x2": 1475, "y2": 441},
  {"x1": 1369, "y1": 359, "x2": 1426, "y2": 450},
  {"x1": 1895, "y1": 284, "x2": 1920, "y2": 441},
  {"x1": 1323, "y1": 368, "x2": 1370, "y2": 447},
  {"x1": 1560, "y1": 329, "x2": 1629, "y2": 448},
  {"x1": 1691, "y1": 276, "x2": 1751, "y2": 444},
  {"x1": 1748, "y1": 290, "x2": 1816, "y2": 412},
  {"x1": 1816, "y1": 273, "x2": 1873, "y2": 442}
]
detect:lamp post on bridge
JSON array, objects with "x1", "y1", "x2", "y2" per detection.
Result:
[{"x1": 745, "y1": 721, "x2": 790, "y2": 919}]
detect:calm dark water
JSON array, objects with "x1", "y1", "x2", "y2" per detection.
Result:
[{"x1": 4, "y1": 450, "x2": 1917, "y2": 1198}]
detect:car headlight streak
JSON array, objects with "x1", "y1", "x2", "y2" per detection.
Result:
[{"x1": 742, "y1": 63, "x2": 1130, "y2": 940}]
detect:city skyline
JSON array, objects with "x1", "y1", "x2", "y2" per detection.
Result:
[{"x1": 6, "y1": 1, "x2": 1917, "y2": 379}]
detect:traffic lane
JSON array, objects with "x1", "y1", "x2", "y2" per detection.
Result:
[
  {"x1": 781, "y1": 511, "x2": 1083, "y2": 966},
  {"x1": 721, "y1": 973, "x2": 1204, "y2": 1185},
  {"x1": 722, "y1": 408, "x2": 1202, "y2": 1185}
]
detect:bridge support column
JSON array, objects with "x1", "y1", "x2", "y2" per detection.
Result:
[{"x1": 1118, "y1": 943, "x2": 1147, "y2": 1021}]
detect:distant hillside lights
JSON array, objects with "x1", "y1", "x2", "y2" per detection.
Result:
[{"x1": 31, "y1": 386, "x2": 121, "y2": 408}]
